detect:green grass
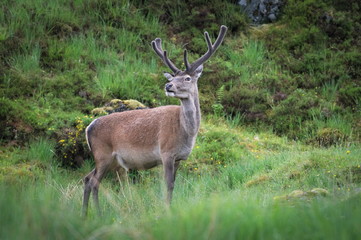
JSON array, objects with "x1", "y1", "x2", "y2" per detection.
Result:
[
  {"x1": 1, "y1": 0, "x2": 360, "y2": 144},
  {"x1": 1, "y1": 0, "x2": 361, "y2": 238},
  {"x1": 1, "y1": 122, "x2": 360, "y2": 239},
  {"x1": 27, "y1": 137, "x2": 55, "y2": 165}
]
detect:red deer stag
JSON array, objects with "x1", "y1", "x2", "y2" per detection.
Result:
[{"x1": 82, "y1": 25, "x2": 227, "y2": 216}]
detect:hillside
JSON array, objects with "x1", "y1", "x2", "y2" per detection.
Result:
[
  {"x1": 0, "y1": 0, "x2": 360, "y2": 239},
  {"x1": 1, "y1": 0, "x2": 360, "y2": 146}
]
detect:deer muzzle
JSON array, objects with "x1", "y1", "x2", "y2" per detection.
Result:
[{"x1": 165, "y1": 83, "x2": 174, "y2": 92}]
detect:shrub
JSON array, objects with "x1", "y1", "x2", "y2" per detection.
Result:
[
  {"x1": 222, "y1": 85, "x2": 269, "y2": 122},
  {"x1": 338, "y1": 83, "x2": 361, "y2": 109},
  {"x1": 54, "y1": 116, "x2": 93, "y2": 168},
  {"x1": 268, "y1": 89, "x2": 319, "y2": 138}
]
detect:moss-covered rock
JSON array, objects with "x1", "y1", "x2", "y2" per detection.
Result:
[
  {"x1": 123, "y1": 99, "x2": 147, "y2": 110},
  {"x1": 91, "y1": 99, "x2": 147, "y2": 116},
  {"x1": 273, "y1": 188, "x2": 329, "y2": 202}
]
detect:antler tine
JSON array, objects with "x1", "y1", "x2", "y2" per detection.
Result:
[
  {"x1": 151, "y1": 38, "x2": 164, "y2": 59},
  {"x1": 184, "y1": 50, "x2": 191, "y2": 71},
  {"x1": 186, "y1": 25, "x2": 228, "y2": 73},
  {"x1": 151, "y1": 38, "x2": 181, "y2": 74},
  {"x1": 163, "y1": 51, "x2": 181, "y2": 74}
]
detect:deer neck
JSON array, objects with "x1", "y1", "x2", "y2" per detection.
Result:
[{"x1": 179, "y1": 87, "x2": 201, "y2": 137}]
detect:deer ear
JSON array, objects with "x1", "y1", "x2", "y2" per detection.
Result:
[
  {"x1": 193, "y1": 64, "x2": 203, "y2": 80},
  {"x1": 163, "y1": 72, "x2": 173, "y2": 81}
]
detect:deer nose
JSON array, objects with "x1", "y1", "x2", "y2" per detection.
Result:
[{"x1": 165, "y1": 83, "x2": 173, "y2": 91}]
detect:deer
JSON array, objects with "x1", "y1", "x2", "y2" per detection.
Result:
[{"x1": 82, "y1": 25, "x2": 227, "y2": 216}]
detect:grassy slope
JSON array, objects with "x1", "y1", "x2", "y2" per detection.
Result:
[
  {"x1": 1, "y1": 0, "x2": 360, "y2": 144},
  {"x1": 0, "y1": 0, "x2": 361, "y2": 239},
  {"x1": 1, "y1": 121, "x2": 360, "y2": 239}
]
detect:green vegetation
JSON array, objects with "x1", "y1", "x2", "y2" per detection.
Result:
[
  {"x1": 1, "y1": 123, "x2": 360, "y2": 239},
  {"x1": 1, "y1": 0, "x2": 360, "y2": 143},
  {"x1": 0, "y1": 0, "x2": 360, "y2": 239}
]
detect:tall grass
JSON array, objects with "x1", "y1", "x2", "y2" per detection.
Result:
[
  {"x1": 2, "y1": 181, "x2": 360, "y2": 240},
  {"x1": 225, "y1": 40, "x2": 269, "y2": 84},
  {"x1": 2, "y1": 0, "x2": 78, "y2": 48},
  {"x1": 1, "y1": 129, "x2": 361, "y2": 239},
  {"x1": 2, "y1": 0, "x2": 166, "y2": 102},
  {"x1": 27, "y1": 138, "x2": 55, "y2": 165},
  {"x1": 1, "y1": 144, "x2": 360, "y2": 239},
  {"x1": 10, "y1": 45, "x2": 42, "y2": 73}
]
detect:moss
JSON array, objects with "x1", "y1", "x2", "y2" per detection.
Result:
[
  {"x1": 91, "y1": 108, "x2": 107, "y2": 116},
  {"x1": 123, "y1": 99, "x2": 147, "y2": 110},
  {"x1": 90, "y1": 99, "x2": 147, "y2": 116}
]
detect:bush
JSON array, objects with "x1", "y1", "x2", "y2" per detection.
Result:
[
  {"x1": 268, "y1": 89, "x2": 319, "y2": 138},
  {"x1": 54, "y1": 116, "x2": 93, "y2": 168},
  {"x1": 338, "y1": 83, "x2": 361, "y2": 109},
  {"x1": 222, "y1": 85, "x2": 269, "y2": 122},
  {"x1": 133, "y1": 0, "x2": 248, "y2": 53}
]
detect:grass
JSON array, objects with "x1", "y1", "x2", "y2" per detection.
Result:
[
  {"x1": 1, "y1": 0, "x2": 360, "y2": 239},
  {"x1": 27, "y1": 137, "x2": 55, "y2": 165},
  {"x1": 1, "y1": 121, "x2": 360, "y2": 239},
  {"x1": 1, "y1": 0, "x2": 360, "y2": 144}
]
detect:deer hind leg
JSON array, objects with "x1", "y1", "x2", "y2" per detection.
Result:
[
  {"x1": 91, "y1": 161, "x2": 111, "y2": 216},
  {"x1": 83, "y1": 168, "x2": 96, "y2": 217},
  {"x1": 83, "y1": 153, "x2": 113, "y2": 216}
]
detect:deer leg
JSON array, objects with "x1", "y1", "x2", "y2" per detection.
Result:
[
  {"x1": 163, "y1": 158, "x2": 179, "y2": 205},
  {"x1": 174, "y1": 161, "x2": 180, "y2": 181},
  {"x1": 90, "y1": 165, "x2": 109, "y2": 216},
  {"x1": 82, "y1": 168, "x2": 96, "y2": 217}
]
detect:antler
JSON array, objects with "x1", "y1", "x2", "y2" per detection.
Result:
[
  {"x1": 184, "y1": 25, "x2": 227, "y2": 73},
  {"x1": 151, "y1": 38, "x2": 181, "y2": 74},
  {"x1": 152, "y1": 25, "x2": 227, "y2": 74}
]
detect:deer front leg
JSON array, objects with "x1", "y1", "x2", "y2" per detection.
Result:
[{"x1": 163, "y1": 157, "x2": 179, "y2": 205}]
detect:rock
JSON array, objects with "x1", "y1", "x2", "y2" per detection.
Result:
[
  {"x1": 123, "y1": 99, "x2": 147, "y2": 110},
  {"x1": 91, "y1": 107, "x2": 107, "y2": 116},
  {"x1": 288, "y1": 190, "x2": 306, "y2": 198},
  {"x1": 310, "y1": 188, "x2": 329, "y2": 196},
  {"x1": 91, "y1": 99, "x2": 147, "y2": 116},
  {"x1": 238, "y1": 0, "x2": 284, "y2": 24},
  {"x1": 273, "y1": 188, "x2": 329, "y2": 203},
  {"x1": 268, "y1": 13, "x2": 276, "y2": 22},
  {"x1": 239, "y1": 0, "x2": 247, "y2": 6}
]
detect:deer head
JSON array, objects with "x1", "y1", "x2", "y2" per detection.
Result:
[{"x1": 151, "y1": 25, "x2": 228, "y2": 99}]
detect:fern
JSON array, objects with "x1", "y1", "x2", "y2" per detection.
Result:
[{"x1": 212, "y1": 85, "x2": 225, "y2": 116}]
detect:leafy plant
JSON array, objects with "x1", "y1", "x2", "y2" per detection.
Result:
[{"x1": 55, "y1": 115, "x2": 93, "y2": 168}]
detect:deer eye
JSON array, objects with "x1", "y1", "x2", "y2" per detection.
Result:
[{"x1": 185, "y1": 77, "x2": 191, "y2": 82}]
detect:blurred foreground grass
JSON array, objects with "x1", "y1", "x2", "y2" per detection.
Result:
[{"x1": 1, "y1": 120, "x2": 360, "y2": 239}]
